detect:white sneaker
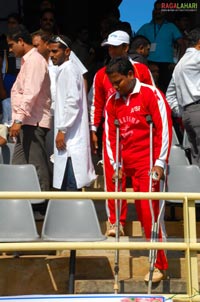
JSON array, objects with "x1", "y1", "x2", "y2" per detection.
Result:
[
  {"x1": 107, "y1": 223, "x2": 124, "y2": 237},
  {"x1": 144, "y1": 268, "x2": 166, "y2": 283}
]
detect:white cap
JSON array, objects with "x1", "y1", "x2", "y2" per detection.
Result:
[{"x1": 101, "y1": 30, "x2": 130, "y2": 46}]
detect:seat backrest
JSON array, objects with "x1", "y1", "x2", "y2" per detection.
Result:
[
  {"x1": 167, "y1": 164, "x2": 200, "y2": 203},
  {"x1": 0, "y1": 164, "x2": 44, "y2": 204},
  {"x1": 182, "y1": 129, "x2": 191, "y2": 150},
  {"x1": 42, "y1": 199, "x2": 106, "y2": 241},
  {"x1": 0, "y1": 199, "x2": 39, "y2": 241},
  {"x1": 172, "y1": 126, "x2": 180, "y2": 146},
  {"x1": 1, "y1": 142, "x2": 15, "y2": 164},
  {"x1": 169, "y1": 145, "x2": 190, "y2": 165}
]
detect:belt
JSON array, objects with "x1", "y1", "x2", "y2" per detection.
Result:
[{"x1": 183, "y1": 99, "x2": 200, "y2": 110}]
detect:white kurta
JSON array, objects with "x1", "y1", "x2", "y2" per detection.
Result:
[{"x1": 53, "y1": 60, "x2": 96, "y2": 189}]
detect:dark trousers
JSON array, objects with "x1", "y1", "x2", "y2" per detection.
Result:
[
  {"x1": 182, "y1": 104, "x2": 200, "y2": 166},
  {"x1": 61, "y1": 157, "x2": 78, "y2": 191},
  {"x1": 12, "y1": 125, "x2": 50, "y2": 191}
]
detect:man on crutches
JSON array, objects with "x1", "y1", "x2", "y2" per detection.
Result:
[{"x1": 104, "y1": 56, "x2": 172, "y2": 283}]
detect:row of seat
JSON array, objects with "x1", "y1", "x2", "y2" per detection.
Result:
[
  {"x1": 2, "y1": 163, "x2": 200, "y2": 244},
  {"x1": 0, "y1": 160, "x2": 199, "y2": 201},
  {"x1": 0, "y1": 198, "x2": 105, "y2": 243},
  {"x1": 0, "y1": 198, "x2": 106, "y2": 294}
]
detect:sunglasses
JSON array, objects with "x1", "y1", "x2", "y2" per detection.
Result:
[{"x1": 51, "y1": 36, "x2": 69, "y2": 48}]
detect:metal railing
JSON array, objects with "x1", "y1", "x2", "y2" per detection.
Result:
[{"x1": 0, "y1": 191, "x2": 200, "y2": 301}]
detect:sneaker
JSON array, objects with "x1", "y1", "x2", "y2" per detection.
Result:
[
  {"x1": 144, "y1": 268, "x2": 166, "y2": 283},
  {"x1": 107, "y1": 223, "x2": 124, "y2": 237},
  {"x1": 107, "y1": 224, "x2": 115, "y2": 237}
]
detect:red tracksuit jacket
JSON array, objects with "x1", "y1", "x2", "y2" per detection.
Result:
[
  {"x1": 104, "y1": 79, "x2": 172, "y2": 171},
  {"x1": 90, "y1": 59, "x2": 155, "y2": 131}
]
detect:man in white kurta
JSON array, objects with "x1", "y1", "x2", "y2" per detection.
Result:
[{"x1": 48, "y1": 35, "x2": 96, "y2": 190}]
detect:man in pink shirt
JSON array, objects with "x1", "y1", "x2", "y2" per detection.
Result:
[{"x1": 7, "y1": 25, "x2": 51, "y2": 191}]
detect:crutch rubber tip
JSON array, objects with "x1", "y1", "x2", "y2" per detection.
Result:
[{"x1": 113, "y1": 284, "x2": 119, "y2": 290}]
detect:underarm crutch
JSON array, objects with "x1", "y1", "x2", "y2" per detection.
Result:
[
  {"x1": 146, "y1": 115, "x2": 166, "y2": 294},
  {"x1": 113, "y1": 118, "x2": 122, "y2": 294}
]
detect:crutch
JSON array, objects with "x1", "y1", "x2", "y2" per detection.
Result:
[
  {"x1": 146, "y1": 115, "x2": 166, "y2": 294},
  {"x1": 113, "y1": 118, "x2": 121, "y2": 294}
]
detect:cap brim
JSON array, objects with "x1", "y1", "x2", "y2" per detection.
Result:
[{"x1": 101, "y1": 40, "x2": 122, "y2": 47}]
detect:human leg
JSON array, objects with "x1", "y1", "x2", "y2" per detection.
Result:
[
  {"x1": 0, "y1": 124, "x2": 8, "y2": 146},
  {"x1": 12, "y1": 125, "x2": 51, "y2": 191},
  {"x1": 1, "y1": 98, "x2": 12, "y2": 126},
  {"x1": 45, "y1": 116, "x2": 54, "y2": 186},
  {"x1": 131, "y1": 167, "x2": 168, "y2": 273},
  {"x1": 29, "y1": 126, "x2": 51, "y2": 191},
  {"x1": 12, "y1": 128, "x2": 28, "y2": 164},
  {"x1": 61, "y1": 157, "x2": 78, "y2": 191},
  {"x1": 182, "y1": 105, "x2": 200, "y2": 166}
]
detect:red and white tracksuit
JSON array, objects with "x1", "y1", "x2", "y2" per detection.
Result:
[
  {"x1": 104, "y1": 79, "x2": 172, "y2": 270},
  {"x1": 90, "y1": 59, "x2": 155, "y2": 227}
]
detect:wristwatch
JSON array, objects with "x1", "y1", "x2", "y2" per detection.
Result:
[{"x1": 14, "y1": 120, "x2": 22, "y2": 124}]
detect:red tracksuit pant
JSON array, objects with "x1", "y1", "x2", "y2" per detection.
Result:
[
  {"x1": 103, "y1": 133, "x2": 168, "y2": 270},
  {"x1": 126, "y1": 165, "x2": 168, "y2": 271},
  {"x1": 103, "y1": 140, "x2": 127, "y2": 226}
]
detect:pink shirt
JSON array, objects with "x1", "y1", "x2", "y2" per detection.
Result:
[{"x1": 11, "y1": 47, "x2": 51, "y2": 128}]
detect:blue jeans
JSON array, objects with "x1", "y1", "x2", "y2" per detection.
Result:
[
  {"x1": 61, "y1": 157, "x2": 78, "y2": 191},
  {"x1": 1, "y1": 98, "x2": 12, "y2": 126}
]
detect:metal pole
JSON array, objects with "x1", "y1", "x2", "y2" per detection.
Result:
[
  {"x1": 146, "y1": 114, "x2": 157, "y2": 294},
  {"x1": 68, "y1": 250, "x2": 76, "y2": 294},
  {"x1": 113, "y1": 119, "x2": 121, "y2": 294}
]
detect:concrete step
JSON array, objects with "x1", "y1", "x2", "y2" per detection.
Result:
[
  {"x1": 0, "y1": 243, "x2": 199, "y2": 295},
  {"x1": 75, "y1": 279, "x2": 189, "y2": 295},
  {"x1": 1, "y1": 175, "x2": 198, "y2": 296}
]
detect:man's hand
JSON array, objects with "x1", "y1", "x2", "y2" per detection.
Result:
[
  {"x1": 151, "y1": 166, "x2": 164, "y2": 181},
  {"x1": 112, "y1": 167, "x2": 124, "y2": 183},
  {"x1": 90, "y1": 130, "x2": 98, "y2": 154},
  {"x1": 9, "y1": 123, "x2": 22, "y2": 138},
  {"x1": 56, "y1": 131, "x2": 66, "y2": 151}
]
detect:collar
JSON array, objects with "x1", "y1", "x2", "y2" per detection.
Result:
[
  {"x1": 185, "y1": 47, "x2": 199, "y2": 53},
  {"x1": 131, "y1": 78, "x2": 141, "y2": 94},
  {"x1": 22, "y1": 47, "x2": 36, "y2": 62},
  {"x1": 57, "y1": 60, "x2": 70, "y2": 72},
  {"x1": 115, "y1": 78, "x2": 141, "y2": 100}
]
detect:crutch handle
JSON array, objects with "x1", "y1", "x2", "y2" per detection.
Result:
[
  {"x1": 146, "y1": 114, "x2": 153, "y2": 125},
  {"x1": 114, "y1": 119, "x2": 120, "y2": 127}
]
